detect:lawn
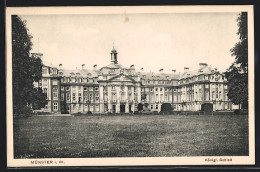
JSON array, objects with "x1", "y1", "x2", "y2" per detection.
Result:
[{"x1": 13, "y1": 114, "x2": 248, "y2": 158}]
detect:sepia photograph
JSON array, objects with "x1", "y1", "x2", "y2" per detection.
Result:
[{"x1": 6, "y1": 6, "x2": 254, "y2": 166}]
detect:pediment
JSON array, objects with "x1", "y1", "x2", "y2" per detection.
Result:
[{"x1": 108, "y1": 74, "x2": 136, "y2": 83}]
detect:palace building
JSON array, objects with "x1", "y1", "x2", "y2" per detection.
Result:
[{"x1": 37, "y1": 46, "x2": 236, "y2": 113}]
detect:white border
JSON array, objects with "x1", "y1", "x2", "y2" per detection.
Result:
[{"x1": 6, "y1": 5, "x2": 255, "y2": 167}]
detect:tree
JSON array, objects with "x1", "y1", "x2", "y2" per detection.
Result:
[
  {"x1": 12, "y1": 15, "x2": 47, "y2": 116},
  {"x1": 225, "y1": 12, "x2": 248, "y2": 109},
  {"x1": 31, "y1": 88, "x2": 47, "y2": 110}
]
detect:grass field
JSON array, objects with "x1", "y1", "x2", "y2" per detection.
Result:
[{"x1": 13, "y1": 114, "x2": 248, "y2": 158}]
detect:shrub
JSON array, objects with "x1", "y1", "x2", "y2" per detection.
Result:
[
  {"x1": 201, "y1": 103, "x2": 213, "y2": 112},
  {"x1": 234, "y1": 109, "x2": 241, "y2": 115},
  {"x1": 137, "y1": 103, "x2": 143, "y2": 111},
  {"x1": 161, "y1": 103, "x2": 173, "y2": 112},
  {"x1": 86, "y1": 111, "x2": 93, "y2": 115},
  {"x1": 107, "y1": 112, "x2": 112, "y2": 115},
  {"x1": 13, "y1": 106, "x2": 32, "y2": 118}
]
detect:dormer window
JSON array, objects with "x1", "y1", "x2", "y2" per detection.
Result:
[
  {"x1": 70, "y1": 72, "x2": 75, "y2": 75},
  {"x1": 59, "y1": 72, "x2": 63, "y2": 75},
  {"x1": 76, "y1": 72, "x2": 80, "y2": 75},
  {"x1": 88, "y1": 73, "x2": 92, "y2": 76}
]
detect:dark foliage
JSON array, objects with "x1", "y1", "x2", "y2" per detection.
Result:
[
  {"x1": 86, "y1": 111, "x2": 93, "y2": 115},
  {"x1": 201, "y1": 103, "x2": 213, "y2": 112},
  {"x1": 31, "y1": 88, "x2": 47, "y2": 110},
  {"x1": 225, "y1": 12, "x2": 248, "y2": 109},
  {"x1": 137, "y1": 103, "x2": 143, "y2": 111},
  {"x1": 12, "y1": 15, "x2": 47, "y2": 116},
  {"x1": 161, "y1": 103, "x2": 173, "y2": 112}
]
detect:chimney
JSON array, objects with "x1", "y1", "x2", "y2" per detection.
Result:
[
  {"x1": 59, "y1": 64, "x2": 62, "y2": 69},
  {"x1": 159, "y1": 68, "x2": 164, "y2": 73},
  {"x1": 172, "y1": 69, "x2": 176, "y2": 74},
  {"x1": 93, "y1": 64, "x2": 97, "y2": 70},
  {"x1": 184, "y1": 67, "x2": 189, "y2": 72},
  {"x1": 81, "y1": 64, "x2": 85, "y2": 69},
  {"x1": 199, "y1": 63, "x2": 208, "y2": 69}
]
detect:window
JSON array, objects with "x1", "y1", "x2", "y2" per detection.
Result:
[
  {"x1": 78, "y1": 93, "x2": 82, "y2": 102},
  {"x1": 156, "y1": 94, "x2": 159, "y2": 101},
  {"x1": 112, "y1": 93, "x2": 116, "y2": 101},
  {"x1": 67, "y1": 78, "x2": 70, "y2": 83},
  {"x1": 84, "y1": 94, "x2": 88, "y2": 101},
  {"x1": 43, "y1": 79, "x2": 48, "y2": 86},
  {"x1": 95, "y1": 94, "x2": 99, "y2": 101},
  {"x1": 53, "y1": 102, "x2": 58, "y2": 110},
  {"x1": 212, "y1": 91, "x2": 215, "y2": 100},
  {"x1": 84, "y1": 87, "x2": 88, "y2": 91},
  {"x1": 52, "y1": 80, "x2": 58, "y2": 85},
  {"x1": 72, "y1": 86, "x2": 76, "y2": 91},
  {"x1": 78, "y1": 86, "x2": 81, "y2": 90},
  {"x1": 112, "y1": 86, "x2": 116, "y2": 90},
  {"x1": 165, "y1": 88, "x2": 168, "y2": 92},
  {"x1": 72, "y1": 93, "x2": 76, "y2": 101},
  {"x1": 66, "y1": 93, "x2": 70, "y2": 101},
  {"x1": 160, "y1": 88, "x2": 163, "y2": 91},
  {"x1": 95, "y1": 105, "x2": 99, "y2": 112},
  {"x1": 156, "y1": 105, "x2": 158, "y2": 109},
  {"x1": 150, "y1": 88, "x2": 154, "y2": 92},
  {"x1": 205, "y1": 84, "x2": 209, "y2": 89},
  {"x1": 89, "y1": 93, "x2": 93, "y2": 101},
  {"x1": 155, "y1": 88, "x2": 158, "y2": 91},
  {"x1": 43, "y1": 88, "x2": 47, "y2": 93},
  {"x1": 61, "y1": 86, "x2": 64, "y2": 91},
  {"x1": 89, "y1": 87, "x2": 93, "y2": 91},
  {"x1": 53, "y1": 88, "x2": 58, "y2": 98},
  {"x1": 61, "y1": 93, "x2": 64, "y2": 101},
  {"x1": 95, "y1": 87, "x2": 99, "y2": 91},
  {"x1": 205, "y1": 91, "x2": 209, "y2": 100},
  {"x1": 66, "y1": 86, "x2": 70, "y2": 91},
  {"x1": 165, "y1": 95, "x2": 168, "y2": 101},
  {"x1": 150, "y1": 105, "x2": 153, "y2": 110},
  {"x1": 42, "y1": 68, "x2": 47, "y2": 74},
  {"x1": 150, "y1": 95, "x2": 154, "y2": 101},
  {"x1": 160, "y1": 94, "x2": 163, "y2": 101}
]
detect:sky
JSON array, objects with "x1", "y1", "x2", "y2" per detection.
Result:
[{"x1": 20, "y1": 12, "x2": 240, "y2": 73}]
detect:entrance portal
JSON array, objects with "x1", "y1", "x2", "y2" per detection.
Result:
[
  {"x1": 120, "y1": 105, "x2": 125, "y2": 113},
  {"x1": 112, "y1": 105, "x2": 116, "y2": 113}
]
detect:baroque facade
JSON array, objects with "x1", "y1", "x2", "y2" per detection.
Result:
[{"x1": 37, "y1": 47, "x2": 236, "y2": 113}]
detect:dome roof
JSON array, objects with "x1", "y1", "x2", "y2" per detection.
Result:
[{"x1": 111, "y1": 48, "x2": 117, "y2": 54}]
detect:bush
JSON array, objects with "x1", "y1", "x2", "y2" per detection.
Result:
[
  {"x1": 86, "y1": 111, "x2": 93, "y2": 115},
  {"x1": 73, "y1": 112, "x2": 83, "y2": 116},
  {"x1": 61, "y1": 110, "x2": 70, "y2": 114},
  {"x1": 13, "y1": 106, "x2": 32, "y2": 118},
  {"x1": 201, "y1": 103, "x2": 213, "y2": 112},
  {"x1": 234, "y1": 109, "x2": 241, "y2": 115},
  {"x1": 161, "y1": 103, "x2": 173, "y2": 112},
  {"x1": 107, "y1": 112, "x2": 112, "y2": 115},
  {"x1": 137, "y1": 103, "x2": 143, "y2": 111}
]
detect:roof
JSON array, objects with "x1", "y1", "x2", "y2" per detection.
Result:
[
  {"x1": 58, "y1": 69, "x2": 99, "y2": 78},
  {"x1": 179, "y1": 66, "x2": 216, "y2": 79},
  {"x1": 111, "y1": 48, "x2": 117, "y2": 54},
  {"x1": 139, "y1": 71, "x2": 179, "y2": 80}
]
